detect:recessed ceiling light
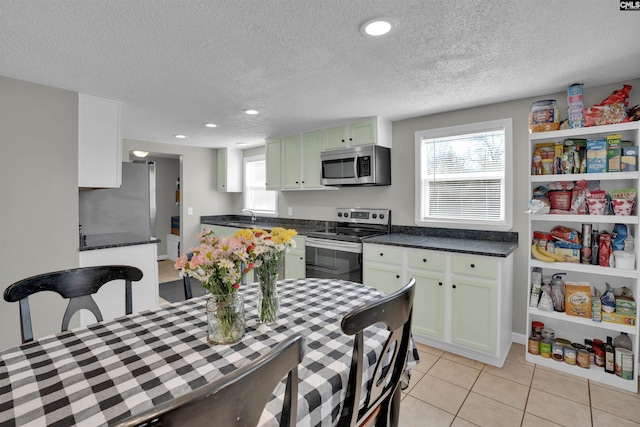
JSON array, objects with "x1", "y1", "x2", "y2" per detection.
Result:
[
  {"x1": 236, "y1": 142, "x2": 248, "y2": 146},
  {"x1": 132, "y1": 150, "x2": 149, "y2": 158},
  {"x1": 244, "y1": 109, "x2": 259, "y2": 115},
  {"x1": 204, "y1": 123, "x2": 218, "y2": 128},
  {"x1": 174, "y1": 134, "x2": 187, "y2": 139},
  {"x1": 361, "y1": 18, "x2": 393, "y2": 36}
]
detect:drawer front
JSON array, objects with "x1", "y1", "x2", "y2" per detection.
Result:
[
  {"x1": 452, "y1": 255, "x2": 498, "y2": 280},
  {"x1": 363, "y1": 244, "x2": 404, "y2": 265},
  {"x1": 407, "y1": 249, "x2": 446, "y2": 272}
]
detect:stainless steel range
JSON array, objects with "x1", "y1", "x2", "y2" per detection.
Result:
[{"x1": 305, "y1": 208, "x2": 391, "y2": 283}]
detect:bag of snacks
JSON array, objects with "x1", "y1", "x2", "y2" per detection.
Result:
[
  {"x1": 584, "y1": 85, "x2": 633, "y2": 126},
  {"x1": 587, "y1": 189, "x2": 608, "y2": 215},
  {"x1": 565, "y1": 282, "x2": 592, "y2": 318},
  {"x1": 551, "y1": 225, "x2": 581, "y2": 244},
  {"x1": 610, "y1": 188, "x2": 636, "y2": 216}
]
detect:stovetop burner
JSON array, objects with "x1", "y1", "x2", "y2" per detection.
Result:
[{"x1": 307, "y1": 208, "x2": 391, "y2": 242}]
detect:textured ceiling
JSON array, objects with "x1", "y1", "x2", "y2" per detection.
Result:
[{"x1": 1, "y1": 1, "x2": 639, "y2": 149}]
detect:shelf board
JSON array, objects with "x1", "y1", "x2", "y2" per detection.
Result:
[
  {"x1": 529, "y1": 122, "x2": 640, "y2": 141},
  {"x1": 525, "y1": 352, "x2": 638, "y2": 393},
  {"x1": 530, "y1": 171, "x2": 639, "y2": 182},
  {"x1": 528, "y1": 307, "x2": 636, "y2": 334},
  {"x1": 529, "y1": 213, "x2": 639, "y2": 224},
  {"x1": 529, "y1": 259, "x2": 638, "y2": 278}
]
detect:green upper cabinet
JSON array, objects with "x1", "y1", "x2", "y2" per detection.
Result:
[
  {"x1": 216, "y1": 148, "x2": 242, "y2": 192},
  {"x1": 265, "y1": 139, "x2": 282, "y2": 190},
  {"x1": 323, "y1": 125, "x2": 348, "y2": 150},
  {"x1": 301, "y1": 130, "x2": 323, "y2": 188},
  {"x1": 282, "y1": 135, "x2": 302, "y2": 189},
  {"x1": 322, "y1": 116, "x2": 392, "y2": 151},
  {"x1": 349, "y1": 119, "x2": 377, "y2": 146}
]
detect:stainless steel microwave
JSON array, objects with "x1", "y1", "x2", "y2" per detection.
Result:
[{"x1": 320, "y1": 145, "x2": 391, "y2": 186}]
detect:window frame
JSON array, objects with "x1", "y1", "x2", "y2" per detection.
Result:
[
  {"x1": 414, "y1": 118, "x2": 513, "y2": 231},
  {"x1": 243, "y1": 154, "x2": 278, "y2": 217}
]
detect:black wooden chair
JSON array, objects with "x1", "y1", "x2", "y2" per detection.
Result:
[
  {"x1": 337, "y1": 278, "x2": 416, "y2": 427},
  {"x1": 113, "y1": 333, "x2": 306, "y2": 427},
  {"x1": 3, "y1": 265, "x2": 143, "y2": 343}
]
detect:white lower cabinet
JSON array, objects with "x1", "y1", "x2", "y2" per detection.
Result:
[
  {"x1": 363, "y1": 243, "x2": 513, "y2": 367},
  {"x1": 79, "y1": 243, "x2": 159, "y2": 325}
]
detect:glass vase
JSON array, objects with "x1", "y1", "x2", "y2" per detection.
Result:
[
  {"x1": 257, "y1": 273, "x2": 280, "y2": 323},
  {"x1": 206, "y1": 292, "x2": 245, "y2": 344}
]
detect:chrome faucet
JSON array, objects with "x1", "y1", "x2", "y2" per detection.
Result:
[{"x1": 242, "y1": 209, "x2": 256, "y2": 223}]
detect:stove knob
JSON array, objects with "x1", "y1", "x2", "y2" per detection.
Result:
[
  {"x1": 379, "y1": 214, "x2": 385, "y2": 219},
  {"x1": 372, "y1": 214, "x2": 377, "y2": 219},
  {"x1": 337, "y1": 212, "x2": 342, "y2": 217}
]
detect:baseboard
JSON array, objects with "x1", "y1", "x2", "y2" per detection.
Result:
[
  {"x1": 511, "y1": 332, "x2": 526, "y2": 346},
  {"x1": 157, "y1": 255, "x2": 168, "y2": 261}
]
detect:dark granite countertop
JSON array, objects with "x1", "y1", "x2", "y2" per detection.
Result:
[
  {"x1": 363, "y1": 233, "x2": 518, "y2": 257},
  {"x1": 200, "y1": 215, "x2": 331, "y2": 236},
  {"x1": 80, "y1": 232, "x2": 160, "y2": 251},
  {"x1": 200, "y1": 215, "x2": 518, "y2": 257}
]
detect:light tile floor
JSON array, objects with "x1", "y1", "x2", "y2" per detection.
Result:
[
  {"x1": 158, "y1": 259, "x2": 180, "y2": 283},
  {"x1": 401, "y1": 342, "x2": 640, "y2": 426}
]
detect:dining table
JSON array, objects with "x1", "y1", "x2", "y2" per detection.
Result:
[{"x1": 0, "y1": 278, "x2": 420, "y2": 426}]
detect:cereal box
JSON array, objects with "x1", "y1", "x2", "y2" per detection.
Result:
[
  {"x1": 622, "y1": 146, "x2": 638, "y2": 172},
  {"x1": 586, "y1": 138, "x2": 607, "y2": 173},
  {"x1": 565, "y1": 282, "x2": 592, "y2": 318}
]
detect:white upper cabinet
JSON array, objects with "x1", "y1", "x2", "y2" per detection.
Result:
[
  {"x1": 78, "y1": 94, "x2": 122, "y2": 188},
  {"x1": 217, "y1": 148, "x2": 242, "y2": 192},
  {"x1": 281, "y1": 130, "x2": 327, "y2": 190},
  {"x1": 323, "y1": 116, "x2": 392, "y2": 151},
  {"x1": 265, "y1": 139, "x2": 282, "y2": 190}
]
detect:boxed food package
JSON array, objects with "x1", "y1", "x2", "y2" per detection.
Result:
[
  {"x1": 171, "y1": 216, "x2": 180, "y2": 235},
  {"x1": 567, "y1": 83, "x2": 584, "y2": 129},
  {"x1": 586, "y1": 138, "x2": 607, "y2": 173},
  {"x1": 601, "y1": 312, "x2": 636, "y2": 326},
  {"x1": 554, "y1": 241, "x2": 581, "y2": 263},
  {"x1": 607, "y1": 134, "x2": 622, "y2": 172},
  {"x1": 616, "y1": 296, "x2": 637, "y2": 316},
  {"x1": 622, "y1": 146, "x2": 638, "y2": 171},
  {"x1": 565, "y1": 282, "x2": 592, "y2": 317}
]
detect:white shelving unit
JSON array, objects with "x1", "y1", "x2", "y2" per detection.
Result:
[{"x1": 527, "y1": 121, "x2": 640, "y2": 393}]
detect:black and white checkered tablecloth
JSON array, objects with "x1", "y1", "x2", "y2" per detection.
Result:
[{"x1": 0, "y1": 278, "x2": 419, "y2": 426}]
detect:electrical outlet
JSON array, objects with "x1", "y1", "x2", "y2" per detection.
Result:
[
  {"x1": 188, "y1": 207, "x2": 193, "y2": 215},
  {"x1": 288, "y1": 207, "x2": 293, "y2": 216}
]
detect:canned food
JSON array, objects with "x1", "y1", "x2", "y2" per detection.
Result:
[
  {"x1": 615, "y1": 348, "x2": 634, "y2": 380},
  {"x1": 540, "y1": 339, "x2": 553, "y2": 358},
  {"x1": 528, "y1": 336, "x2": 541, "y2": 355},
  {"x1": 541, "y1": 328, "x2": 555, "y2": 341},
  {"x1": 564, "y1": 346, "x2": 577, "y2": 365},
  {"x1": 555, "y1": 338, "x2": 571, "y2": 346},
  {"x1": 572, "y1": 343, "x2": 586, "y2": 351},
  {"x1": 552, "y1": 343, "x2": 564, "y2": 361},
  {"x1": 577, "y1": 349, "x2": 590, "y2": 368},
  {"x1": 594, "y1": 347, "x2": 605, "y2": 367},
  {"x1": 532, "y1": 321, "x2": 544, "y2": 338}
]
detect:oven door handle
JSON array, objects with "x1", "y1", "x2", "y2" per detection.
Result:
[{"x1": 305, "y1": 237, "x2": 362, "y2": 254}]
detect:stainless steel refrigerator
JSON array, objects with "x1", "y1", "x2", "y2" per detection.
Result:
[{"x1": 79, "y1": 161, "x2": 156, "y2": 236}]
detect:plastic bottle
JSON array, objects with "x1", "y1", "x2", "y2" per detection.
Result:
[
  {"x1": 604, "y1": 336, "x2": 615, "y2": 374},
  {"x1": 613, "y1": 332, "x2": 633, "y2": 350}
]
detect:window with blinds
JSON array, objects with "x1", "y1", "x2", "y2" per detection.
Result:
[
  {"x1": 243, "y1": 155, "x2": 277, "y2": 215},
  {"x1": 415, "y1": 119, "x2": 512, "y2": 230}
]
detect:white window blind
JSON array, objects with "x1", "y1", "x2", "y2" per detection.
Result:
[{"x1": 415, "y1": 119, "x2": 512, "y2": 230}]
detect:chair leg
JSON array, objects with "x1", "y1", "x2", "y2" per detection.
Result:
[{"x1": 389, "y1": 386, "x2": 401, "y2": 427}]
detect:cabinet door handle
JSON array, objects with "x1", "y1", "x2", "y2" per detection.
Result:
[
  {"x1": 301, "y1": 181, "x2": 305, "y2": 183},
  {"x1": 379, "y1": 253, "x2": 384, "y2": 256},
  {"x1": 470, "y1": 264, "x2": 475, "y2": 268},
  {"x1": 423, "y1": 258, "x2": 427, "y2": 263},
  {"x1": 438, "y1": 282, "x2": 443, "y2": 286},
  {"x1": 396, "y1": 274, "x2": 400, "y2": 279},
  {"x1": 295, "y1": 181, "x2": 299, "y2": 184},
  {"x1": 452, "y1": 284, "x2": 457, "y2": 289}
]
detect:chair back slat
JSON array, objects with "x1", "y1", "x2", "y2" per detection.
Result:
[
  {"x1": 338, "y1": 278, "x2": 416, "y2": 427},
  {"x1": 113, "y1": 334, "x2": 306, "y2": 427},
  {"x1": 4, "y1": 265, "x2": 143, "y2": 343}
]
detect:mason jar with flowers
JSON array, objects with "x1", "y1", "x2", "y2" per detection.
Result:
[
  {"x1": 174, "y1": 229, "x2": 254, "y2": 344},
  {"x1": 235, "y1": 227, "x2": 297, "y2": 323}
]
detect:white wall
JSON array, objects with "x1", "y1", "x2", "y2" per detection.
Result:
[{"x1": 0, "y1": 76, "x2": 80, "y2": 350}]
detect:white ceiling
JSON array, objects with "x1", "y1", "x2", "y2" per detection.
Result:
[{"x1": 2, "y1": 1, "x2": 639, "y2": 149}]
